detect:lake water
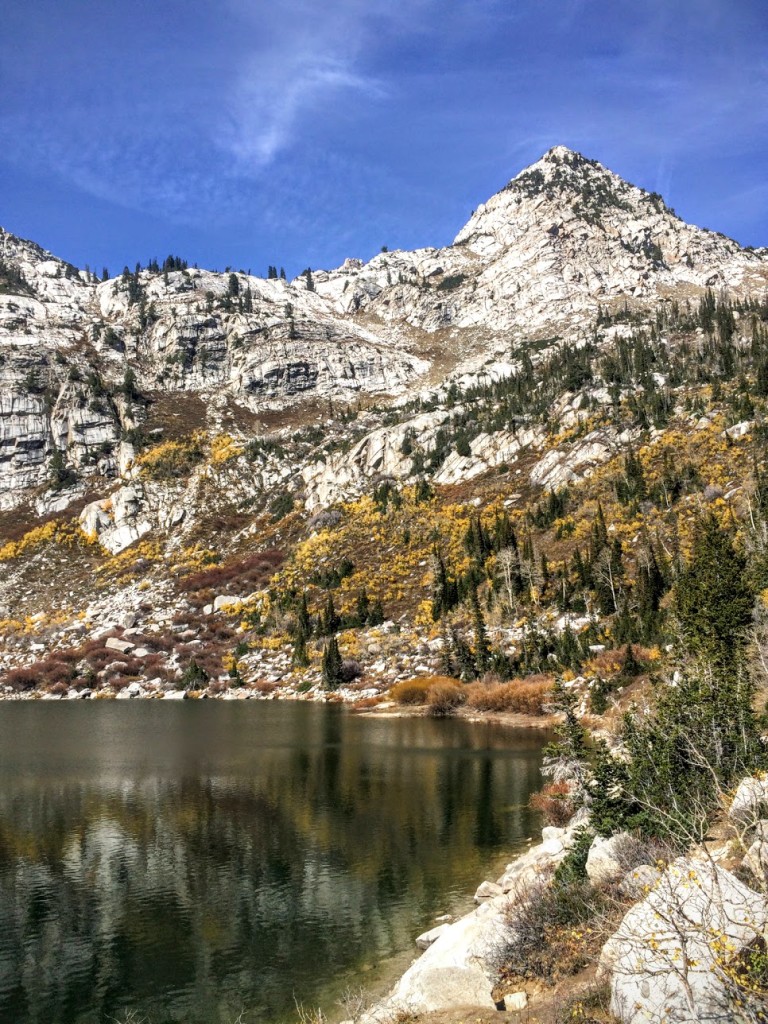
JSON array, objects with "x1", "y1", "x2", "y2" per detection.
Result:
[{"x1": 0, "y1": 702, "x2": 549, "y2": 1024}]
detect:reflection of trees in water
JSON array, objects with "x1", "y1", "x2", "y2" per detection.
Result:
[{"x1": 0, "y1": 709, "x2": 546, "y2": 1024}]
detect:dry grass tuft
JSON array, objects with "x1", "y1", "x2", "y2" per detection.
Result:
[{"x1": 465, "y1": 675, "x2": 554, "y2": 715}]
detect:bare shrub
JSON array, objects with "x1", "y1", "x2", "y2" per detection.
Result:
[
  {"x1": 5, "y1": 667, "x2": 39, "y2": 691},
  {"x1": 178, "y1": 550, "x2": 283, "y2": 597},
  {"x1": 388, "y1": 678, "x2": 433, "y2": 704},
  {"x1": 340, "y1": 658, "x2": 362, "y2": 683},
  {"x1": 530, "y1": 780, "x2": 578, "y2": 827},
  {"x1": 351, "y1": 695, "x2": 383, "y2": 709},
  {"x1": 492, "y1": 875, "x2": 618, "y2": 985}
]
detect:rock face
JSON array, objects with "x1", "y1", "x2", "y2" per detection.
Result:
[
  {"x1": 1, "y1": 146, "x2": 766, "y2": 513},
  {"x1": 599, "y1": 857, "x2": 768, "y2": 1024}
]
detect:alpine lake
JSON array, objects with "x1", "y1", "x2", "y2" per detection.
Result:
[{"x1": 0, "y1": 701, "x2": 549, "y2": 1024}]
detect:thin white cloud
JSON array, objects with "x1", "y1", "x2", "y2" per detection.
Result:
[{"x1": 222, "y1": 54, "x2": 386, "y2": 169}]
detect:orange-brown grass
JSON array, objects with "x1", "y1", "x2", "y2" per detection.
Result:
[
  {"x1": 351, "y1": 695, "x2": 384, "y2": 710},
  {"x1": 465, "y1": 675, "x2": 555, "y2": 715},
  {"x1": 583, "y1": 644, "x2": 656, "y2": 678},
  {"x1": 388, "y1": 675, "x2": 459, "y2": 705},
  {"x1": 427, "y1": 680, "x2": 466, "y2": 715}
]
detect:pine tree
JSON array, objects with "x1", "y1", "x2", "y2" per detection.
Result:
[
  {"x1": 451, "y1": 627, "x2": 476, "y2": 681},
  {"x1": 439, "y1": 618, "x2": 456, "y2": 677},
  {"x1": 321, "y1": 636, "x2": 343, "y2": 689},
  {"x1": 355, "y1": 588, "x2": 370, "y2": 627},
  {"x1": 674, "y1": 514, "x2": 753, "y2": 669},
  {"x1": 292, "y1": 624, "x2": 309, "y2": 667},
  {"x1": 369, "y1": 599, "x2": 385, "y2": 626},
  {"x1": 470, "y1": 589, "x2": 491, "y2": 674},
  {"x1": 320, "y1": 594, "x2": 341, "y2": 635},
  {"x1": 297, "y1": 592, "x2": 312, "y2": 636}
]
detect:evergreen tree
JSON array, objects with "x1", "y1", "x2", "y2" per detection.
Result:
[
  {"x1": 321, "y1": 636, "x2": 343, "y2": 689},
  {"x1": 451, "y1": 627, "x2": 476, "y2": 681},
  {"x1": 319, "y1": 594, "x2": 341, "y2": 635},
  {"x1": 470, "y1": 589, "x2": 491, "y2": 674},
  {"x1": 292, "y1": 624, "x2": 309, "y2": 668},
  {"x1": 439, "y1": 618, "x2": 456, "y2": 677},
  {"x1": 297, "y1": 592, "x2": 312, "y2": 637},
  {"x1": 355, "y1": 588, "x2": 370, "y2": 627},
  {"x1": 674, "y1": 514, "x2": 753, "y2": 669},
  {"x1": 368, "y1": 599, "x2": 385, "y2": 626},
  {"x1": 623, "y1": 662, "x2": 763, "y2": 843},
  {"x1": 181, "y1": 658, "x2": 209, "y2": 690}
]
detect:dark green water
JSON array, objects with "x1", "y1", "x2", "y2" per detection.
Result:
[{"x1": 0, "y1": 702, "x2": 548, "y2": 1024}]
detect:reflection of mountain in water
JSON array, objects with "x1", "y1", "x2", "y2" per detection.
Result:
[{"x1": 0, "y1": 703, "x2": 548, "y2": 1024}]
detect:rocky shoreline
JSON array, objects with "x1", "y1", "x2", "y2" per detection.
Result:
[{"x1": 345, "y1": 777, "x2": 768, "y2": 1024}]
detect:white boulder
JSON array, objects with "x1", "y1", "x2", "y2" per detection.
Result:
[
  {"x1": 585, "y1": 832, "x2": 633, "y2": 885},
  {"x1": 105, "y1": 637, "x2": 135, "y2": 654},
  {"x1": 474, "y1": 880, "x2": 503, "y2": 902},
  {"x1": 730, "y1": 776, "x2": 768, "y2": 822},
  {"x1": 599, "y1": 857, "x2": 768, "y2": 1024},
  {"x1": 415, "y1": 923, "x2": 450, "y2": 950}
]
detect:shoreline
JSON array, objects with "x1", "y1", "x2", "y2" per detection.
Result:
[
  {"x1": 0, "y1": 685, "x2": 563, "y2": 731},
  {"x1": 349, "y1": 815, "x2": 583, "y2": 1023}
]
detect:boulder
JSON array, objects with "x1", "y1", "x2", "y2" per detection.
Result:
[
  {"x1": 585, "y1": 832, "x2": 633, "y2": 885},
  {"x1": 744, "y1": 820, "x2": 768, "y2": 881},
  {"x1": 376, "y1": 909, "x2": 501, "y2": 1018},
  {"x1": 729, "y1": 776, "x2": 768, "y2": 822},
  {"x1": 474, "y1": 880, "x2": 503, "y2": 902},
  {"x1": 213, "y1": 595, "x2": 239, "y2": 612},
  {"x1": 105, "y1": 637, "x2": 135, "y2": 654},
  {"x1": 415, "y1": 923, "x2": 450, "y2": 949},
  {"x1": 599, "y1": 857, "x2": 768, "y2": 1024},
  {"x1": 386, "y1": 966, "x2": 495, "y2": 1015},
  {"x1": 505, "y1": 992, "x2": 528, "y2": 1011},
  {"x1": 161, "y1": 690, "x2": 187, "y2": 700}
]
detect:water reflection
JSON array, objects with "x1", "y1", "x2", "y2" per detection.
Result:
[{"x1": 0, "y1": 702, "x2": 548, "y2": 1024}]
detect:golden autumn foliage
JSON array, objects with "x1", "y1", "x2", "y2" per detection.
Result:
[{"x1": 0, "y1": 520, "x2": 98, "y2": 562}]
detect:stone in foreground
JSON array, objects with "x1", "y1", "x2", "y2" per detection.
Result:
[{"x1": 599, "y1": 857, "x2": 768, "y2": 1024}]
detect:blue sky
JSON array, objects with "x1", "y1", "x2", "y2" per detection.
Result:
[{"x1": 1, "y1": 0, "x2": 767, "y2": 277}]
